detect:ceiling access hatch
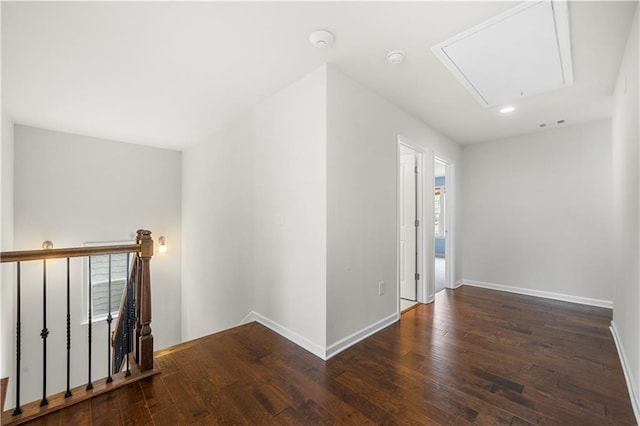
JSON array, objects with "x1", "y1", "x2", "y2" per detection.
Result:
[{"x1": 431, "y1": 0, "x2": 573, "y2": 107}]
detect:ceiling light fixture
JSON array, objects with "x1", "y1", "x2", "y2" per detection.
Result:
[
  {"x1": 387, "y1": 50, "x2": 405, "y2": 65},
  {"x1": 500, "y1": 106, "x2": 516, "y2": 114},
  {"x1": 309, "y1": 30, "x2": 335, "y2": 49}
]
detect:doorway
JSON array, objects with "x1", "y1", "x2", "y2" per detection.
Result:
[
  {"x1": 434, "y1": 158, "x2": 447, "y2": 294},
  {"x1": 397, "y1": 138, "x2": 425, "y2": 314},
  {"x1": 432, "y1": 155, "x2": 454, "y2": 296}
]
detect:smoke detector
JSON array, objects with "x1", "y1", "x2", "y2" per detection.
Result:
[
  {"x1": 387, "y1": 50, "x2": 405, "y2": 65},
  {"x1": 309, "y1": 30, "x2": 335, "y2": 48}
]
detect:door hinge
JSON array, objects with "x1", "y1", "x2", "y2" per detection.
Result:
[
  {"x1": 415, "y1": 272, "x2": 420, "y2": 281},
  {"x1": 414, "y1": 166, "x2": 420, "y2": 174},
  {"x1": 414, "y1": 219, "x2": 420, "y2": 227}
]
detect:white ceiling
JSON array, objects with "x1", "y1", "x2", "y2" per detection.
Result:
[
  {"x1": 2, "y1": 1, "x2": 637, "y2": 150},
  {"x1": 432, "y1": 1, "x2": 574, "y2": 107}
]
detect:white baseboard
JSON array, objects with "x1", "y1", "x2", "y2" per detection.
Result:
[
  {"x1": 452, "y1": 280, "x2": 464, "y2": 289},
  {"x1": 240, "y1": 311, "x2": 326, "y2": 360},
  {"x1": 461, "y1": 279, "x2": 613, "y2": 309},
  {"x1": 610, "y1": 321, "x2": 640, "y2": 423},
  {"x1": 240, "y1": 311, "x2": 398, "y2": 361},
  {"x1": 325, "y1": 313, "x2": 398, "y2": 360}
]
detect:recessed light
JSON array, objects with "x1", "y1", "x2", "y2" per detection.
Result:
[
  {"x1": 499, "y1": 106, "x2": 516, "y2": 114},
  {"x1": 309, "y1": 30, "x2": 335, "y2": 49},
  {"x1": 387, "y1": 50, "x2": 405, "y2": 65}
]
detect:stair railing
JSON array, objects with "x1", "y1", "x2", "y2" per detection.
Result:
[{"x1": 0, "y1": 229, "x2": 154, "y2": 418}]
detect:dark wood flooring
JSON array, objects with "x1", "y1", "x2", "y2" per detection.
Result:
[{"x1": 21, "y1": 287, "x2": 636, "y2": 425}]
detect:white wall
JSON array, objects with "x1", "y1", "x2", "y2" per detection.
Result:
[
  {"x1": 182, "y1": 65, "x2": 462, "y2": 356},
  {"x1": 326, "y1": 66, "x2": 462, "y2": 347},
  {"x1": 612, "y1": 6, "x2": 640, "y2": 416},
  {"x1": 462, "y1": 120, "x2": 613, "y2": 303},
  {"x1": 12, "y1": 126, "x2": 182, "y2": 406},
  {"x1": 181, "y1": 113, "x2": 255, "y2": 341},
  {"x1": 252, "y1": 66, "x2": 327, "y2": 349},
  {"x1": 1, "y1": 112, "x2": 15, "y2": 404},
  {"x1": 182, "y1": 66, "x2": 328, "y2": 351}
]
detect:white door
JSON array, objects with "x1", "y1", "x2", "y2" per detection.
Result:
[{"x1": 400, "y1": 149, "x2": 417, "y2": 300}]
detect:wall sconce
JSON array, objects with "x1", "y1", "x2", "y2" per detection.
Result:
[
  {"x1": 158, "y1": 236, "x2": 167, "y2": 253},
  {"x1": 42, "y1": 240, "x2": 54, "y2": 250}
]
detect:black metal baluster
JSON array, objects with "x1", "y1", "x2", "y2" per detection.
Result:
[
  {"x1": 40, "y1": 260, "x2": 49, "y2": 407},
  {"x1": 125, "y1": 253, "x2": 131, "y2": 377},
  {"x1": 65, "y1": 257, "x2": 72, "y2": 398},
  {"x1": 106, "y1": 255, "x2": 113, "y2": 383},
  {"x1": 13, "y1": 262, "x2": 23, "y2": 416},
  {"x1": 87, "y1": 256, "x2": 93, "y2": 390}
]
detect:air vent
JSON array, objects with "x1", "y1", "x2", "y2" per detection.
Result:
[
  {"x1": 431, "y1": 1, "x2": 573, "y2": 107},
  {"x1": 539, "y1": 119, "x2": 566, "y2": 128}
]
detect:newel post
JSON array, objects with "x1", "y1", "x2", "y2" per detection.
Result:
[{"x1": 136, "y1": 229, "x2": 154, "y2": 371}]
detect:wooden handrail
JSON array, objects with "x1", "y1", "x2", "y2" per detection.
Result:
[{"x1": 0, "y1": 244, "x2": 141, "y2": 263}]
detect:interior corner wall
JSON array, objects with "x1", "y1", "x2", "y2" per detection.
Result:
[
  {"x1": 612, "y1": 5, "x2": 640, "y2": 412},
  {"x1": 325, "y1": 65, "x2": 461, "y2": 347},
  {"x1": 252, "y1": 65, "x2": 327, "y2": 350},
  {"x1": 13, "y1": 126, "x2": 182, "y2": 406},
  {"x1": 461, "y1": 120, "x2": 614, "y2": 302},
  {"x1": 1, "y1": 111, "x2": 15, "y2": 397},
  {"x1": 181, "y1": 113, "x2": 256, "y2": 341},
  {"x1": 181, "y1": 66, "x2": 328, "y2": 351}
]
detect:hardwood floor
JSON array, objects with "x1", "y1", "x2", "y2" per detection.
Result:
[{"x1": 22, "y1": 287, "x2": 636, "y2": 425}]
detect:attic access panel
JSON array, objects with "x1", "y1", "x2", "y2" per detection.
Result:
[{"x1": 431, "y1": 0, "x2": 573, "y2": 107}]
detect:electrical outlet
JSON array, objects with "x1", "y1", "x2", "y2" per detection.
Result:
[{"x1": 378, "y1": 281, "x2": 385, "y2": 296}]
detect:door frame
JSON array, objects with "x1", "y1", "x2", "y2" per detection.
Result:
[
  {"x1": 433, "y1": 154, "x2": 456, "y2": 291},
  {"x1": 396, "y1": 135, "x2": 430, "y2": 318}
]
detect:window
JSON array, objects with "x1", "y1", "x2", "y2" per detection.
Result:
[
  {"x1": 85, "y1": 242, "x2": 132, "y2": 321},
  {"x1": 434, "y1": 186, "x2": 445, "y2": 238}
]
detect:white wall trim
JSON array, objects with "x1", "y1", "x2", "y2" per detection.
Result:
[
  {"x1": 461, "y1": 279, "x2": 613, "y2": 309},
  {"x1": 241, "y1": 311, "x2": 398, "y2": 361},
  {"x1": 610, "y1": 321, "x2": 640, "y2": 423},
  {"x1": 326, "y1": 313, "x2": 398, "y2": 360},
  {"x1": 240, "y1": 311, "x2": 326, "y2": 360},
  {"x1": 452, "y1": 279, "x2": 464, "y2": 289},
  {"x1": 434, "y1": 156, "x2": 455, "y2": 292},
  {"x1": 397, "y1": 135, "x2": 429, "y2": 307}
]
